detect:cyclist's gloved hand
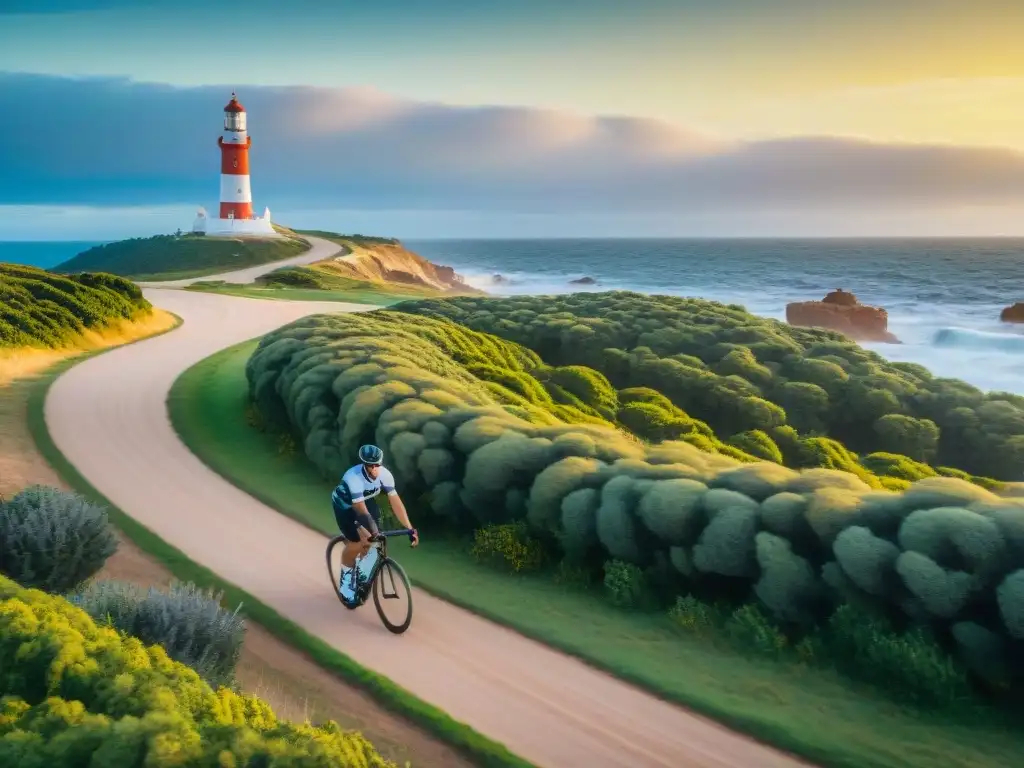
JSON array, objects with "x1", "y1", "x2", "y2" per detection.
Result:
[{"x1": 409, "y1": 529, "x2": 419, "y2": 547}]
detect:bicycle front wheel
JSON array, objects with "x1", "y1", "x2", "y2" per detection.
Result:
[{"x1": 372, "y1": 557, "x2": 413, "y2": 634}]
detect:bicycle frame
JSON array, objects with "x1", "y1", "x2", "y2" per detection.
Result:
[
  {"x1": 359, "y1": 528, "x2": 415, "y2": 590},
  {"x1": 328, "y1": 528, "x2": 414, "y2": 604}
]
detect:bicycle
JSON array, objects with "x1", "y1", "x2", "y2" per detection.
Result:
[{"x1": 325, "y1": 528, "x2": 415, "y2": 634}]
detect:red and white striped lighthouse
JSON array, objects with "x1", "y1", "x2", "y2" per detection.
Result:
[
  {"x1": 217, "y1": 92, "x2": 254, "y2": 220},
  {"x1": 191, "y1": 91, "x2": 275, "y2": 237}
]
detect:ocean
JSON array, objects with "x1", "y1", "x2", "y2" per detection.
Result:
[
  {"x1": 407, "y1": 238, "x2": 1024, "y2": 396},
  {"x1": 0, "y1": 241, "x2": 103, "y2": 269},
  {"x1": 4, "y1": 238, "x2": 1024, "y2": 395}
]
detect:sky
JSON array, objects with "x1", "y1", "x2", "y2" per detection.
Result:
[{"x1": 3, "y1": 0, "x2": 1024, "y2": 238}]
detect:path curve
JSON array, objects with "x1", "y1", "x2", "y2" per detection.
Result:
[
  {"x1": 136, "y1": 234, "x2": 347, "y2": 288},
  {"x1": 44, "y1": 273, "x2": 810, "y2": 767}
]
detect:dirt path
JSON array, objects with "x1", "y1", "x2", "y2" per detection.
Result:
[
  {"x1": 43, "y1": 277, "x2": 810, "y2": 767},
  {"x1": 0, "y1": 311, "x2": 469, "y2": 768},
  {"x1": 136, "y1": 234, "x2": 345, "y2": 288}
]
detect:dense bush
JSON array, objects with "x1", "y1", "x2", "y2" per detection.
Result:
[
  {"x1": 55, "y1": 233, "x2": 308, "y2": 279},
  {"x1": 0, "y1": 486, "x2": 118, "y2": 592},
  {"x1": 0, "y1": 575, "x2": 394, "y2": 767},
  {"x1": 261, "y1": 265, "x2": 329, "y2": 289},
  {"x1": 394, "y1": 292, "x2": 1023, "y2": 482},
  {"x1": 256, "y1": 265, "x2": 429, "y2": 297},
  {"x1": 247, "y1": 310, "x2": 1024, "y2": 693},
  {"x1": 471, "y1": 522, "x2": 545, "y2": 573},
  {"x1": 670, "y1": 593, "x2": 974, "y2": 707},
  {"x1": 0, "y1": 263, "x2": 151, "y2": 349},
  {"x1": 70, "y1": 580, "x2": 245, "y2": 688},
  {"x1": 603, "y1": 560, "x2": 648, "y2": 608}
]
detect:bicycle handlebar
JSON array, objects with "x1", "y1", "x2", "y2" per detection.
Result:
[{"x1": 371, "y1": 528, "x2": 416, "y2": 541}]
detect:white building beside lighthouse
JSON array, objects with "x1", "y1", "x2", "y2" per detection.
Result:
[{"x1": 192, "y1": 92, "x2": 278, "y2": 238}]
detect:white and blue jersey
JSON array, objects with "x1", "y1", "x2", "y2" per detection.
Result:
[{"x1": 331, "y1": 464, "x2": 397, "y2": 510}]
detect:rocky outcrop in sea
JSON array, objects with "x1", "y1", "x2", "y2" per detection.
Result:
[{"x1": 786, "y1": 288, "x2": 900, "y2": 343}]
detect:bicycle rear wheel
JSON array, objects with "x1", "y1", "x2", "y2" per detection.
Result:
[{"x1": 372, "y1": 557, "x2": 413, "y2": 634}]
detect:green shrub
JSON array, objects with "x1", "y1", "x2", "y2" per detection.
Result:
[
  {"x1": 874, "y1": 414, "x2": 940, "y2": 463},
  {"x1": 860, "y1": 452, "x2": 937, "y2": 482},
  {"x1": 668, "y1": 594, "x2": 720, "y2": 635},
  {"x1": 752, "y1": 532, "x2": 821, "y2": 624},
  {"x1": 824, "y1": 603, "x2": 972, "y2": 708},
  {"x1": 260, "y1": 265, "x2": 326, "y2": 288},
  {"x1": 726, "y1": 430, "x2": 783, "y2": 464},
  {"x1": 69, "y1": 580, "x2": 245, "y2": 688},
  {"x1": 0, "y1": 263, "x2": 151, "y2": 349},
  {"x1": 0, "y1": 486, "x2": 118, "y2": 593},
  {"x1": 725, "y1": 604, "x2": 788, "y2": 655},
  {"x1": 547, "y1": 365, "x2": 618, "y2": 418},
  {"x1": 832, "y1": 526, "x2": 901, "y2": 598},
  {"x1": 0, "y1": 575, "x2": 394, "y2": 767},
  {"x1": 471, "y1": 522, "x2": 545, "y2": 573},
  {"x1": 603, "y1": 559, "x2": 647, "y2": 608}
]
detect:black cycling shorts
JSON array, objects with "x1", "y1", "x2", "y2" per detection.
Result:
[{"x1": 333, "y1": 495, "x2": 381, "y2": 542}]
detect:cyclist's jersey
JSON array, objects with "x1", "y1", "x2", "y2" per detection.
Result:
[{"x1": 332, "y1": 464, "x2": 397, "y2": 509}]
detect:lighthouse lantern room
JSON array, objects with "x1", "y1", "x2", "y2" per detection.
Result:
[{"x1": 192, "y1": 92, "x2": 277, "y2": 238}]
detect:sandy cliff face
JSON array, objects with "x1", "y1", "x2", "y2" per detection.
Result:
[
  {"x1": 786, "y1": 289, "x2": 899, "y2": 343},
  {"x1": 319, "y1": 240, "x2": 480, "y2": 293}
]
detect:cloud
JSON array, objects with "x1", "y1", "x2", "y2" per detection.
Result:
[{"x1": 3, "y1": 72, "x2": 1024, "y2": 216}]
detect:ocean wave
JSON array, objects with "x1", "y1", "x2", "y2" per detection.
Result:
[{"x1": 932, "y1": 327, "x2": 1024, "y2": 354}]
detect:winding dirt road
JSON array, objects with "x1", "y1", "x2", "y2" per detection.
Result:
[
  {"x1": 44, "y1": 238, "x2": 808, "y2": 768},
  {"x1": 135, "y1": 232, "x2": 347, "y2": 288}
]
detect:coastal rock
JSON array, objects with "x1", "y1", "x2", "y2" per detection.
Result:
[
  {"x1": 492, "y1": 274, "x2": 511, "y2": 285},
  {"x1": 786, "y1": 288, "x2": 900, "y2": 344},
  {"x1": 434, "y1": 264, "x2": 464, "y2": 288},
  {"x1": 1000, "y1": 302, "x2": 1024, "y2": 323},
  {"x1": 570, "y1": 276, "x2": 596, "y2": 285},
  {"x1": 380, "y1": 267, "x2": 426, "y2": 287},
  {"x1": 821, "y1": 288, "x2": 858, "y2": 306}
]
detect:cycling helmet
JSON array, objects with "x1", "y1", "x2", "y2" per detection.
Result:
[{"x1": 358, "y1": 444, "x2": 384, "y2": 466}]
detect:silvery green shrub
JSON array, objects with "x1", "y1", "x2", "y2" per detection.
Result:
[
  {"x1": 0, "y1": 485, "x2": 118, "y2": 593},
  {"x1": 71, "y1": 579, "x2": 245, "y2": 687}
]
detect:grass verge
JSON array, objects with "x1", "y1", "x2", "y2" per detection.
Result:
[
  {"x1": 184, "y1": 281, "x2": 414, "y2": 306},
  {"x1": 26, "y1": 339, "x2": 533, "y2": 768},
  {"x1": 55, "y1": 233, "x2": 310, "y2": 281},
  {"x1": 168, "y1": 339, "x2": 1024, "y2": 768}
]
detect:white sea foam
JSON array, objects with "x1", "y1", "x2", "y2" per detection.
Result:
[{"x1": 412, "y1": 238, "x2": 1024, "y2": 396}]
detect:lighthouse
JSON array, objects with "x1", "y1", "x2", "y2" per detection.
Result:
[{"x1": 192, "y1": 91, "x2": 276, "y2": 237}]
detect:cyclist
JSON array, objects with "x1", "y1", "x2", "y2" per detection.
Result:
[{"x1": 332, "y1": 444, "x2": 418, "y2": 601}]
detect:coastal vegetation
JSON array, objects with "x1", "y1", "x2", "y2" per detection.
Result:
[
  {"x1": 10, "y1": 362, "x2": 524, "y2": 768},
  {"x1": 0, "y1": 485, "x2": 395, "y2": 766},
  {"x1": 395, "y1": 292, "x2": 1024, "y2": 484},
  {"x1": 185, "y1": 229, "x2": 479, "y2": 304},
  {"x1": 293, "y1": 229, "x2": 401, "y2": 247},
  {"x1": 240, "y1": 305, "x2": 1024, "y2": 708},
  {"x1": 54, "y1": 231, "x2": 309, "y2": 281},
  {"x1": 186, "y1": 263, "x2": 456, "y2": 307},
  {"x1": 172, "y1": 338, "x2": 1024, "y2": 768},
  {"x1": 0, "y1": 263, "x2": 152, "y2": 350}
]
